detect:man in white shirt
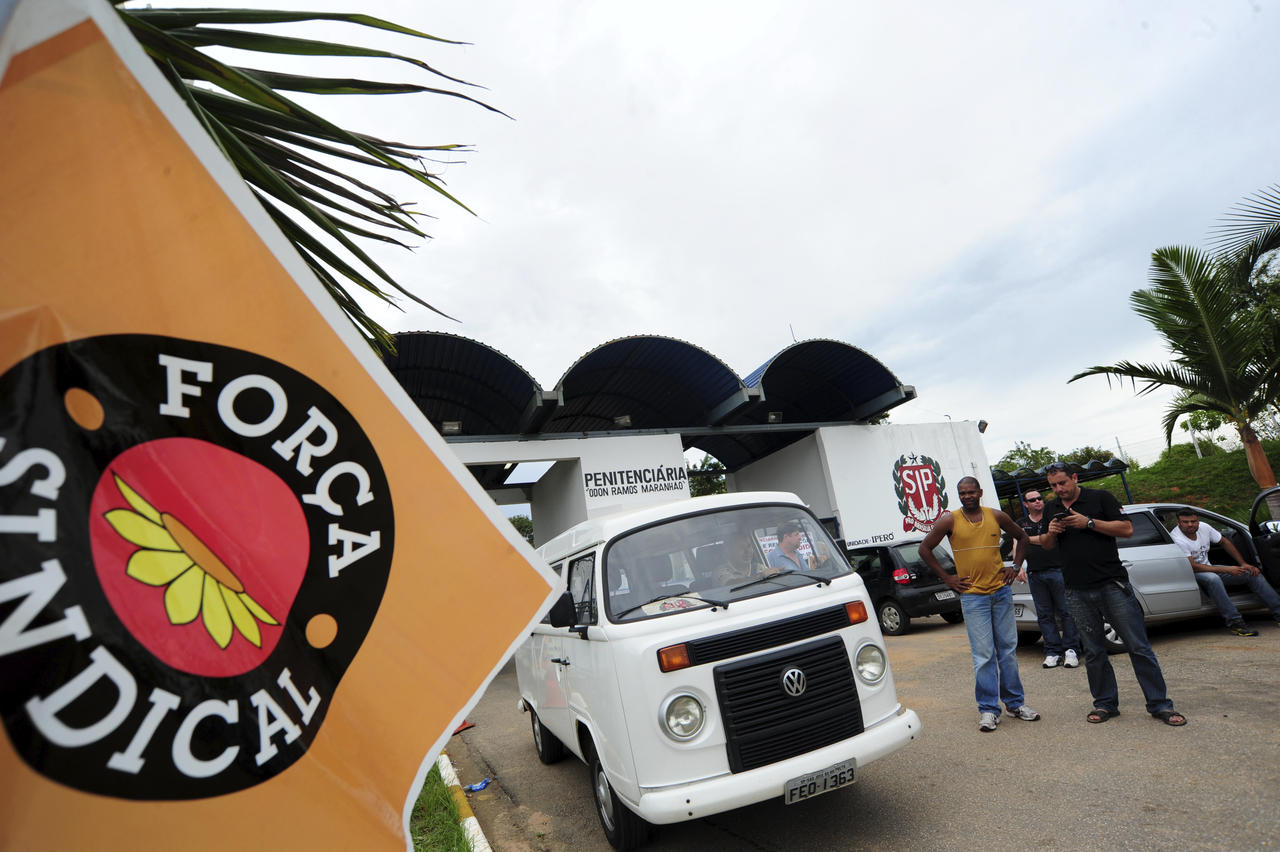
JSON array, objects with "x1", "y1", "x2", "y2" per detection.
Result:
[{"x1": 1168, "y1": 508, "x2": 1280, "y2": 636}]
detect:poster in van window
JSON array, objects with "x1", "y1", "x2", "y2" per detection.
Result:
[
  {"x1": 0, "y1": 3, "x2": 559, "y2": 848},
  {"x1": 893, "y1": 453, "x2": 950, "y2": 533}
]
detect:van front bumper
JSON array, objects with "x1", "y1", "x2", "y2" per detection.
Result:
[{"x1": 630, "y1": 705, "x2": 921, "y2": 825}]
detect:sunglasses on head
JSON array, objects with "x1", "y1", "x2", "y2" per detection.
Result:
[{"x1": 1045, "y1": 462, "x2": 1070, "y2": 472}]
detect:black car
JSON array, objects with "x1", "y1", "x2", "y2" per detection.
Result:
[{"x1": 847, "y1": 540, "x2": 963, "y2": 635}]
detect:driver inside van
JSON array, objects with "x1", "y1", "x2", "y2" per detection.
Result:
[{"x1": 715, "y1": 530, "x2": 767, "y2": 585}]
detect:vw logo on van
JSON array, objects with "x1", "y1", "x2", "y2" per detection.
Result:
[{"x1": 781, "y1": 667, "x2": 807, "y2": 697}]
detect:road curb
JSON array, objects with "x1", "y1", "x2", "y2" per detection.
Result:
[{"x1": 437, "y1": 752, "x2": 493, "y2": 852}]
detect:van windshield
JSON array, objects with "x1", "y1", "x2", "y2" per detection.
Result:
[{"x1": 603, "y1": 505, "x2": 852, "y2": 622}]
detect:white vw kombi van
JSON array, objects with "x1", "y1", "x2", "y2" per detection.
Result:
[{"x1": 515, "y1": 492, "x2": 920, "y2": 850}]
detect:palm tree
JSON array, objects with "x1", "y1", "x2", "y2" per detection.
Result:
[
  {"x1": 113, "y1": 4, "x2": 504, "y2": 350},
  {"x1": 1214, "y1": 183, "x2": 1280, "y2": 430},
  {"x1": 1070, "y1": 238, "x2": 1280, "y2": 492}
]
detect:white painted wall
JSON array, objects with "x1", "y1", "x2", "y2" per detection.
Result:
[
  {"x1": 531, "y1": 459, "x2": 584, "y2": 546},
  {"x1": 449, "y1": 423, "x2": 992, "y2": 550},
  {"x1": 450, "y1": 433, "x2": 690, "y2": 544},
  {"x1": 730, "y1": 433, "x2": 835, "y2": 519}
]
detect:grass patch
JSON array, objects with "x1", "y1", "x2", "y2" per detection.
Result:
[{"x1": 410, "y1": 762, "x2": 472, "y2": 852}]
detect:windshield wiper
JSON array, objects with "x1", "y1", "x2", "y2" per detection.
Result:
[
  {"x1": 731, "y1": 570, "x2": 831, "y2": 593},
  {"x1": 615, "y1": 592, "x2": 728, "y2": 619}
]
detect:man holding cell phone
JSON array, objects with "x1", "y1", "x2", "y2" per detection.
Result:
[{"x1": 1041, "y1": 463, "x2": 1186, "y2": 727}]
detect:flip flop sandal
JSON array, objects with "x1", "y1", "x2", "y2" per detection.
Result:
[
  {"x1": 1086, "y1": 708, "x2": 1118, "y2": 723},
  {"x1": 1153, "y1": 709, "x2": 1187, "y2": 726}
]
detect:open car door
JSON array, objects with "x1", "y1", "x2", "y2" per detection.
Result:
[{"x1": 1249, "y1": 486, "x2": 1280, "y2": 585}]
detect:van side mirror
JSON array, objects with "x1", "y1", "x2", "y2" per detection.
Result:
[{"x1": 547, "y1": 592, "x2": 576, "y2": 628}]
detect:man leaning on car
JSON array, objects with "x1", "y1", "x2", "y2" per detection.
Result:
[{"x1": 1169, "y1": 508, "x2": 1280, "y2": 636}]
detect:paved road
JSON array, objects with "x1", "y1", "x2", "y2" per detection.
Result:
[{"x1": 447, "y1": 615, "x2": 1280, "y2": 851}]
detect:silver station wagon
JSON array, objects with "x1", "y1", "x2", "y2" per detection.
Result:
[{"x1": 1013, "y1": 488, "x2": 1280, "y2": 652}]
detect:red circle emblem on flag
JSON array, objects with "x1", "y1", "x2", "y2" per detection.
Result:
[{"x1": 89, "y1": 438, "x2": 309, "y2": 677}]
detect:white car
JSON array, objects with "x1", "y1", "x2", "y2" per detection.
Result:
[
  {"x1": 1013, "y1": 489, "x2": 1280, "y2": 651},
  {"x1": 515, "y1": 492, "x2": 920, "y2": 850}
]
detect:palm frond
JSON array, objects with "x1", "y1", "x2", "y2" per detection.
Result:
[
  {"x1": 1210, "y1": 183, "x2": 1280, "y2": 256},
  {"x1": 190, "y1": 88, "x2": 468, "y2": 166},
  {"x1": 122, "y1": 9, "x2": 466, "y2": 46},
  {"x1": 1069, "y1": 361, "x2": 1225, "y2": 400},
  {"x1": 157, "y1": 25, "x2": 482, "y2": 90},
  {"x1": 1160, "y1": 391, "x2": 1237, "y2": 446},
  {"x1": 113, "y1": 3, "x2": 497, "y2": 349}
]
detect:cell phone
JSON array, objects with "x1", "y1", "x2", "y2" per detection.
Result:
[{"x1": 1052, "y1": 511, "x2": 1068, "y2": 520}]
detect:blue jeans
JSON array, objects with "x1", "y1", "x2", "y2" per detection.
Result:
[
  {"x1": 1195, "y1": 569, "x2": 1280, "y2": 623},
  {"x1": 1028, "y1": 569, "x2": 1081, "y2": 655},
  {"x1": 960, "y1": 586, "x2": 1025, "y2": 715},
  {"x1": 1065, "y1": 582, "x2": 1174, "y2": 715}
]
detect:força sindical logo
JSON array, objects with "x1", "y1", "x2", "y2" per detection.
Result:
[{"x1": 0, "y1": 335, "x2": 394, "y2": 799}]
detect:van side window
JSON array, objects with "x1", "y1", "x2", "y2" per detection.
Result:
[
  {"x1": 568, "y1": 554, "x2": 597, "y2": 625},
  {"x1": 540, "y1": 562, "x2": 567, "y2": 623}
]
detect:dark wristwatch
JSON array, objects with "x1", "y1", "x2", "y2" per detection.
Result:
[{"x1": 1086, "y1": 518, "x2": 1095, "y2": 530}]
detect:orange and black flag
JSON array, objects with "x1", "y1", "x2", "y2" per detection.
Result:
[{"x1": 0, "y1": 1, "x2": 560, "y2": 847}]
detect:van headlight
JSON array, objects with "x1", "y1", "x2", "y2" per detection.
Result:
[
  {"x1": 855, "y1": 644, "x2": 887, "y2": 684},
  {"x1": 662, "y1": 695, "x2": 705, "y2": 740}
]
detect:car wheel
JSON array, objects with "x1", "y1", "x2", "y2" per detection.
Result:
[
  {"x1": 1102, "y1": 621, "x2": 1128, "y2": 654},
  {"x1": 941, "y1": 611, "x2": 964, "y2": 624},
  {"x1": 877, "y1": 599, "x2": 909, "y2": 635},
  {"x1": 530, "y1": 710, "x2": 565, "y2": 765},
  {"x1": 589, "y1": 742, "x2": 650, "y2": 851},
  {"x1": 1017, "y1": 630, "x2": 1042, "y2": 647}
]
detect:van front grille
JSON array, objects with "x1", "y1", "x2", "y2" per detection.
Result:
[{"x1": 713, "y1": 636, "x2": 863, "y2": 773}]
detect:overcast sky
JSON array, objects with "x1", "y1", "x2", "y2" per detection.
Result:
[{"x1": 216, "y1": 1, "x2": 1280, "y2": 466}]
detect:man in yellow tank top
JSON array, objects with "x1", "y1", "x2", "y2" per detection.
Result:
[{"x1": 920, "y1": 476, "x2": 1039, "y2": 732}]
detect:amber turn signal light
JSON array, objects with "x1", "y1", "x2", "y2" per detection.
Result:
[
  {"x1": 845, "y1": 601, "x2": 868, "y2": 624},
  {"x1": 657, "y1": 643, "x2": 691, "y2": 672}
]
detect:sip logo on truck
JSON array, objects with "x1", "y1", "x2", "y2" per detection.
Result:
[
  {"x1": 893, "y1": 452, "x2": 949, "y2": 534},
  {"x1": 0, "y1": 334, "x2": 393, "y2": 799}
]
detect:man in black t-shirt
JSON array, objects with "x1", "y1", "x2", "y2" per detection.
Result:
[
  {"x1": 1042, "y1": 464, "x2": 1186, "y2": 727},
  {"x1": 1016, "y1": 490, "x2": 1081, "y2": 668}
]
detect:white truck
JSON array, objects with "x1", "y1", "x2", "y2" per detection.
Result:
[
  {"x1": 515, "y1": 491, "x2": 921, "y2": 850},
  {"x1": 726, "y1": 421, "x2": 998, "y2": 552}
]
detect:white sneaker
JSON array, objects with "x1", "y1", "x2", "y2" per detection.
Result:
[
  {"x1": 1042, "y1": 655, "x2": 1061, "y2": 668},
  {"x1": 978, "y1": 711, "x2": 999, "y2": 732},
  {"x1": 1008, "y1": 705, "x2": 1042, "y2": 721},
  {"x1": 1063, "y1": 649, "x2": 1080, "y2": 668}
]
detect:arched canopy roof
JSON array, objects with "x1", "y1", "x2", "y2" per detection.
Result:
[
  {"x1": 694, "y1": 339, "x2": 912, "y2": 469},
  {"x1": 385, "y1": 332, "x2": 915, "y2": 472},
  {"x1": 383, "y1": 332, "x2": 550, "y2": 436},
  {"x1": 545, "y1": 336, "x2": 745, "y2": 434}
]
